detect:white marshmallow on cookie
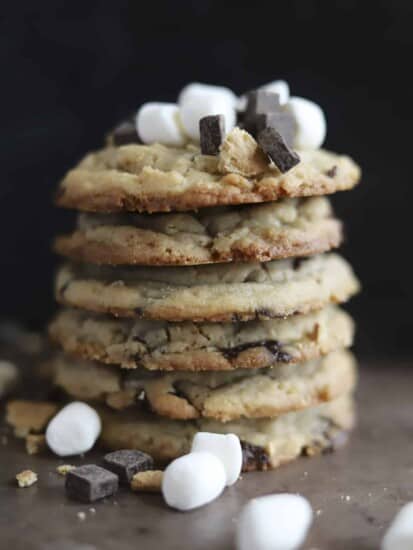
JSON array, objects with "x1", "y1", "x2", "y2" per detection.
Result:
[
  {"x1": 136, "y1": 102, "x2": 186, "y2": 146},
  {"x1": 236, "y1": 493, "x2": 313, "y2": 550},
  {"x1": 191, "y1": 432, "x2": 242, "y2": 486},
  {"x1": 382, "y1": 502, "x2": 413, "y2": 550},
  {"x1": 237, "y1": 80, "x2": 290, "y2": 111},
  {"x1": 46, "y1": 402, "x2": 101, "y2": 457},
  {"x1": 286, "y1": 96, "x2": 326, "y2": 150},
  {"x1": 178, "y1": 82, "x2": 237, "y2": 108},
  {"x1": 179, "y1": 83, "x2": 236, "y2": 142},
  {"x1": 162, "y1": 451, "x2": 226, "y2": 511}
]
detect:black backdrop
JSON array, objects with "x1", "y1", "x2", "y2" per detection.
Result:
[{"x1": 1, "y1": 1, "x2": 411, "y2": 358}]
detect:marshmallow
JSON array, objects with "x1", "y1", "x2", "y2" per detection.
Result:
[
  {"x1": 162, "y1": 451, "x2": 226, "y2": 511},
  {"x1": 260, "y1": 80, "x2": 290, "y2": 105},
  {"x1": 191, "y1": 432, "x2": 242, "y2": 486},
  {"x1": 286, "y1": 96, "x2": 326, "y2": 150},
  {"x1": 236, "y1": 493, "x2": 313, "y2": 550},
  {"x1": 179, "y1": 84, "x2": 236, "y2": 142},
  {"x1": 178, "y1": 82, "x2": 237, "y2": 108},
  {"x1": 46, "y1": 402, "x2": 101, "y2": 457},
  {"x1": 136, "y1": 102, "x2": 186, "y2": 146},
  {"x1": 382, "y1": 502, "x2": 413, "y2": 550},
  {"x1": 238, "y1": 80, "x2": 290, "y2": 111}
]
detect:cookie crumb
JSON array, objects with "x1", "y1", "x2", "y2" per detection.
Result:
[
  {"x1": 131, "y1": 470, "x2": 163, "y2": 493},
  {"x1": 77, "y1": 511, "x2": 86, "y2": 521},
  {"x1": 57, "y1": 464, "x2": 76, "y2": 476},
  {"x1": 16, "y1": 469, "x2": 38, "y2": 488},
  {"x1": 26, "y1": 434, "x2": 46, "y2": 455}
]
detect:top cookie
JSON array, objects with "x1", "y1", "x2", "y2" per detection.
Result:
[{"x1": 55, "y1": 129, "x2": 360, "y2": 214}]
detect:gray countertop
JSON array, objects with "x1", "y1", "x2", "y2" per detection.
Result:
[{"x1": 1, "y1": 361, "x2": 412, "y2": 550}]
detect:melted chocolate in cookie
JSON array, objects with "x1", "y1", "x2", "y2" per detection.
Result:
[
  {"x1": 241, "y1": 441, "x2": 270, "y2": 472},
  {"x1": 221, "y1": 340, "x2": 292, "y2": 362}
]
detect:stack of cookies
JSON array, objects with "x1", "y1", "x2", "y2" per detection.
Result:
[{"x1": 48, "y1": 82, "x2": 361, "y2": 471}]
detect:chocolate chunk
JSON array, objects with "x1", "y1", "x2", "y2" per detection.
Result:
[
  {"x1": 325, "y1": 165, "x2": 337, "y2": 178},
  {"x1": 112, "y1": 118, "x2": 140, "y2": 146},
  {"x1": 241, "y1": 442, "x2": 270, "y2": 472},
  {"x1": 257, "y1": 127, "x2": 300, "y2": 173},
  {"x1": 221, "y1": 340, "x2": 292, "y2": 363},
  {"x1": 199, "y1": 115, "x2": 225, "y2": 155},
  {"x1": 65, "y1": 465, "x2": 118, "y2": 502},
  {"x1": 255, "y1": 112, "x2": 297, "y2": 148},
  {"x1": 103, "y1": 449, "x2": 154, "y2": 484}
]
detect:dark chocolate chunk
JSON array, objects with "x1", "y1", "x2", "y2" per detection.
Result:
[
  {"x1": 257, "y1": 127, "x2": 300, "y2": 173},
  {"x1": 112, "y1": 118, "x2": 140, "y2": 146},
  {"x1": 103, "y1": 449, "x2": 154, "y2": 484},
  {"x1": 255, "y1": 112, "x2": 297, "y2": 148},
  {"x1": 65, "y1": 465, "x2": 118, "y2": 502},
  {"x1": 199, "y1": 115, "x2": 225, "y2": 155},
  {"x1": 325, "y1": 165, "x2": 338, "y2": 178},
  {"x1": 221, "y1": 340, "x2": 292, "y2": 363},
  {"x1": 241, "y1": 441, "x2": 270, "y2": 472}
]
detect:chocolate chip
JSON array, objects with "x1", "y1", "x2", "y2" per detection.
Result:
[
  {"x1": 65, "y1": 465, "x2": 118, "y2": 502},
  {"x1": 103, "y1": 450, "x2": 154, "y2": 484},
  {"x1": 112, "y1": 118, "x2": 140, "y2": 146},
  {"x1": 199, "y1": 115, "x2": 225, "y2": 155},
  {"x1": 241, "y1": 441, "x2": 270, "y2": 472},
  {"x1": 325, "y1": 165, "x2": 338, "y2": 178},
  {"x1": 257, "y1": 127, "x2": 300, "y2": 173},
  {"x1": 255, "y1": 112, "x2": 297, "y2": 148}
]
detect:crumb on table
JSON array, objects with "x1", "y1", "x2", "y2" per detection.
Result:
[
  {"x1": 26, "y1": 434, "x2": 46, "y2": 455},
  {"x1": 131, "y1": 470, "x2": 163, "y2": 493},
  {"x1": 56, "y1": 464, "x2": 76, "y2": 476},
  {"x1": 16, "y1": 469, "x2": 38, "y2": 488}
]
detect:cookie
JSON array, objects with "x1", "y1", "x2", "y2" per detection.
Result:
[
  {"x1": 49, "y1": 306, "x2": 354, "y2": 371},
  {"x1": 98, "y1": 394, "x2": 355, "y2": 470},
  {"x1": 54, "y1": 197, "x2": 342, "y2": 266},
  {"x1": 55, "y1": 253, "x2": 360, "y2": 322},
  {"x1": 55, "y1": 130, "x2": 360, "y2": 214},
  {"x1": 52, "y1": 350, "x2": 357, "y2": 422}
]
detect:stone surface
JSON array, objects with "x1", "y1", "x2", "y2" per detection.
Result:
[{"x1": 0, "y1": 362, "x2": 412, "y2": 549}]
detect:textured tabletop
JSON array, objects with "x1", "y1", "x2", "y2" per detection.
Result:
[{"x1": 1, "y1": 361, "x2": 412, "y2": 550}]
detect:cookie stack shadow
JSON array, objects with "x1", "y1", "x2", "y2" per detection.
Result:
[{"x1": 48, "y1": 134, "x2": 361, "y2": 471}]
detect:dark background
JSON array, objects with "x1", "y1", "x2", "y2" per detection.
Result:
[{"x1": 0, "y1": 1, "x2": 411, "y2": 357}]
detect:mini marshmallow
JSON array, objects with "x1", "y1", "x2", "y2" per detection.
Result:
[
  {"x1": 236, "y1": 493, "x2": 313, "y2": 550},
  {"x1": 162, "y1": 451, "x2": 226, "y2": 511},
  {"x1": 179, "y1": 86, "x2": 236, "y2": 142},
  {"x1": 382, "y1": 502, "x2": 413, "y2": 550},
  {"x1": 238, "y1": 80, "x2": 290, "y2": 111},
  {"x1": 178, "y1": 82, "x2": 237, "y2": 108},
  {"x1": 286, "y1": 96, "x2": 326, "y2": 150},
  {"x1": 46, "y1": 402, "x2": 101, "y2": 457},
  {"x1": 191, "y1": 432, "x2": 242, "y2": 486},
  {"x1": 136, "y1": 102, "x2": 186, "y2": 146}
]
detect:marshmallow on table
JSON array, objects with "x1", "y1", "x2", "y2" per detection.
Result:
[
  {"x1": 136, "y1": 102, "x2": 186, "y2": 146},
  {"x1": 179, "y1": 83, "x2": 236, "y2": 142},
  {"x1": 46, "y1": 402, "x2": 101, "y2": 457},
  {"x1": 162, "y1": 451, "x2": 226, "y2": 511},
  {"x1": 238, "y1": 80, "x2": 290, "y2": 111},
  {"x1": 236, "y1": 493, "x2": 313, "y2": 550},
  {"x1": 191, "y1": 432, "x2": 242, "y2": 486},
  {"x1": 286, "y1": 96, "x2": 326, "y2": 150},
  {"x1": 382, "y1": 502, "x2": 413, "y2": 550}
]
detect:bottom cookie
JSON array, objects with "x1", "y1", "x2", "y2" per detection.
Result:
[{"x1": 99, "y1": 394, "x2": 355, "y2": 471}]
